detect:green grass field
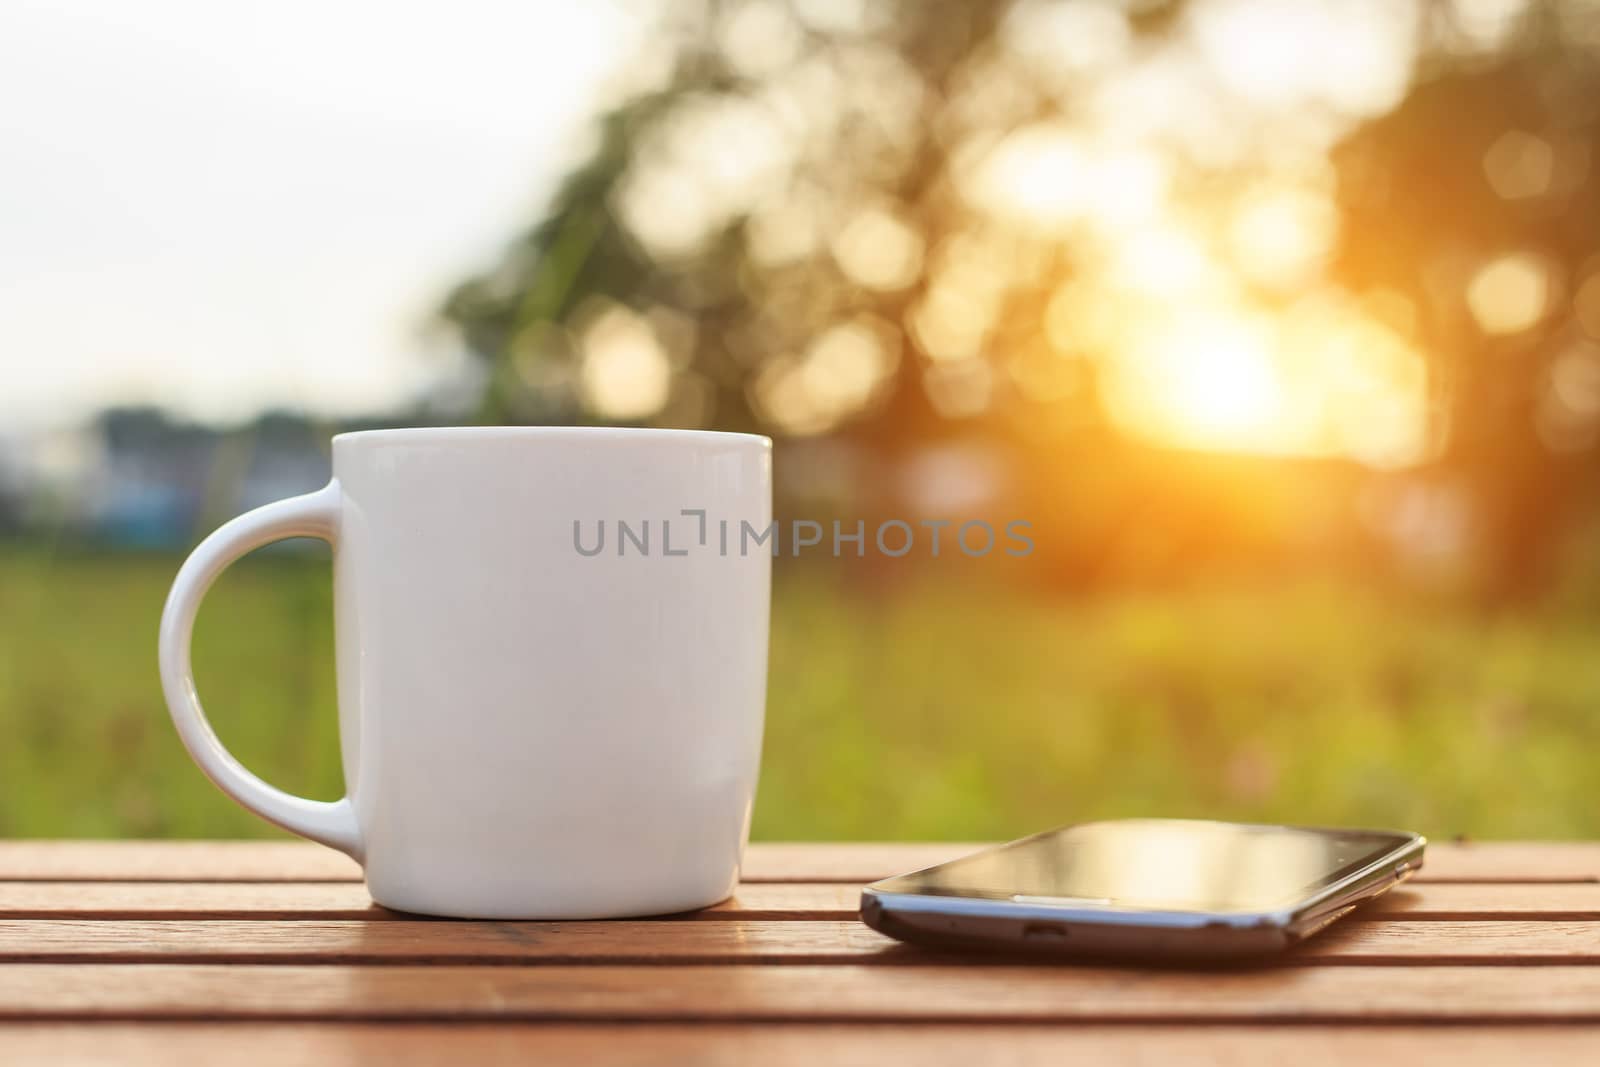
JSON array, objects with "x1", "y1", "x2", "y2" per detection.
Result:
[{"x1": 2, "y1": 546, "x2": 1598, "y2": 841}]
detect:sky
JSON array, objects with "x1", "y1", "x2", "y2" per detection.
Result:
[{"x1": 0, "y1": 0, "x2": 643, "y2": 431}]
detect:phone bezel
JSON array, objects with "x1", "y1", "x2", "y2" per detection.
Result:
[{"x1": 859, "y1": 820, "x2": 1426, "y2": 956}]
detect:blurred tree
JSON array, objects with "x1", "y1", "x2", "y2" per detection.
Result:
[
  {"x1": 443, "y1": 0, "x2": 1024, "y2": 446},
  {"x1": 442, "y1": 0, "x2": 1600, "y2": 597},
  {"x1": 1333, "y1": 12, "x2": 1600, "y2": 596}
]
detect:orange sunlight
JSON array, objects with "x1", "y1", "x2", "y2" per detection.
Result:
[
  {"x1": 975, "y1": 0, "x2": 1430, "y2": 467},
  {"x1": 1094, "y1": 288, "x2": 1429, "y2": 466},
  {"x1": 1135, "y1": 316, "x2": 1288, "y2": 449}
]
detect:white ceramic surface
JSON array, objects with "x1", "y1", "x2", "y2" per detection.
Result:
[{"x1": 159, "y1": 427, "x2": 772, "y2": 918}]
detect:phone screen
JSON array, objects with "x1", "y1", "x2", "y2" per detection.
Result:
[{"x1": 874, "y1": 820, "x2": 1414, "y2": 913}]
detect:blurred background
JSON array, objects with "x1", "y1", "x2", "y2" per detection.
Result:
[{"x1": 3, "y1": 0, "x2": 1600, "y2": 841}]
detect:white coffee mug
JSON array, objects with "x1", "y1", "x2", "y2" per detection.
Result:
[{"x1": 158, "y1": 427, "x2": 771, "y2": 918}]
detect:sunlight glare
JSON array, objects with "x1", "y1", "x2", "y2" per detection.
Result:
[
  {"x1": 1467, "y1": 253, "x2": 1550, "y2": 335},
  {"x1": 802, "y1": 318, "x2": 896, "y2": 413},
  {"x1": 1448, "y1": 0, "x2": 1530, "y2": 51},
  {"x1": 1110, "y1": 312, "x2": 1288, "y2": 450},
  {"x1": 831, "y1": 204, "x2": 924, "y2": 290},
  {"x1": 971, "y1": 123, "x2": 1087, "y2": 229},
  {"x1": 1085, "y1": 147, "x2": 1168, "y2": 228},
  {"x1": 1188, "y1": 0, "x2": 1418, "y2": 118},
  {"x1": 1001, "y1": 0, "x2": 1130, "y2": 80},
  {"x1": 578, "y1": 304, "x2": 672, "y2": 419},
  {"x1": 1111, "y1": 227, "x2": 1219, "y2": 295},
  {"x1": 1045, "y1": 279, "x2": 1122, "y2": 356},
  {"x1": 621, "y1": 94, "x2": 793, "y2": 261},
  {"x1": 1228, "y1": 186, "x2": 1338, "y2": 288},
  {"x1": 716, "y1": 0, "x2": 804, "y2": 78},
  {"x1": 1096, "y1": 293, "x2": 1431, "y2": 466},
  {"x1": 1280, "y1": 295, "x2": 1430, "y2": 467}
]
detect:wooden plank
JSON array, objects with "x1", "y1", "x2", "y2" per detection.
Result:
[
  {"x1": 1372, "y1": 883, "x2": 1600, "y2": 919},
  {"x1": 0, "y1": 841, "x2": 362, "y2": 882},
  {"x1": 0, "y1": 842, "x2": 972, "y2": 884},
  {"x1": 5, "y1": 963, "x2": 1600, "y2": 1021},
  {"x1": 0, "y1": 881, "x2": 1593, "y2": 920},
  {"x1": 0, "y1": 882, "x2": 857, "y2": 919},
  {"x1": 0, "y1": 920, "x2": 891, "y2": 964},
  {"x1": 2, "y1": 840, "x2": 1593, "y2": 884},
  {"x1": 0, "y1": 842, "x2": 978, "y2": 885},
  {"x1": 0, "y1": 918, "x2": 1595, "y2": 965},
  {"x1": 740, "y1": 843, "x2": 985, "y2": 882},
  {"x1": 1296, "y1": 920, "x2": 1600, "y2": 962},
  {"x1": 1421, "y1": 842, "x2": 1600, "y2": 883},
  {"x1": 0, "y1": 882, "x2": 387, "y2": 920},
  {"x1": 4, "y1": 1023, "x2": 1600, "y2": 1067}
]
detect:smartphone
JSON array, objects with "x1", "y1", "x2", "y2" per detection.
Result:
[{"x1": 860, "y1": 818, "x2": 1424, "y2": 959}]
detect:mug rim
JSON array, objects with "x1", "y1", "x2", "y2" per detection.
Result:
[{"x1": 333, "y1": 426, "x2": 772, "y2": 448}]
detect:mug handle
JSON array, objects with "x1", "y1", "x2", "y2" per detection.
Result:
[{"x1": 158, "y1": 482, "x2": 362, "y2": 858}]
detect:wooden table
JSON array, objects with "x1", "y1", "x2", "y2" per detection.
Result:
[{"x1": 0, "y1": 840, "x2": 1597, "y2": 1063}]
